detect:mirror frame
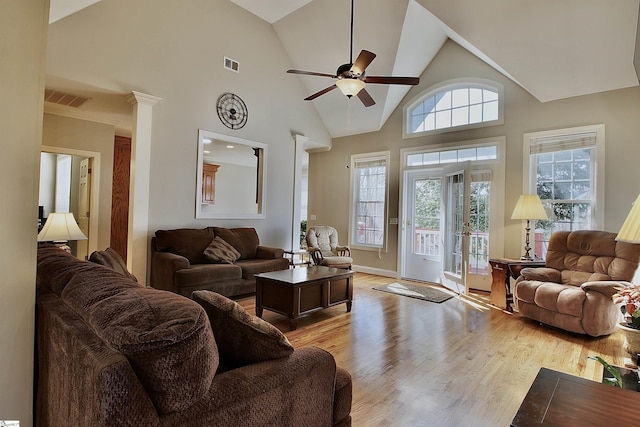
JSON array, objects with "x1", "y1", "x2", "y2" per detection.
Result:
[{"x1": 195, "y1": 129, "x2": 267, "y2": 219}]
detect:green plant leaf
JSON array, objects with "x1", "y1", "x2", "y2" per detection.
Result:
[{"x1": 588, "y1": 355, "x2": 623, "y2": 388}]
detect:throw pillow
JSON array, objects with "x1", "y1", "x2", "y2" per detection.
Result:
[
  {"x1": 192, "y1": 290, "x2": 294, "y2": 368},
  {"x1": 203, "y1": 236, "x2": 241, "y2": 264}
]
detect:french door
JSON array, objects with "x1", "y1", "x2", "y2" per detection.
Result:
[
  {"x1": 402, "y1": 162, "x2": 470, "y2": 293},
  {"x1": 440, "y1": 163, "x2": 470, "y2": 293}
]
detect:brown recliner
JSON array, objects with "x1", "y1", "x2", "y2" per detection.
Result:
[{"x1": 514, "y1": 230, "x2": 640, "y2": 336}]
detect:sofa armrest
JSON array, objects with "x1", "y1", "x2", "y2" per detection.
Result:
[
  {"x1": 581, "y1": 280, "x2": 632, "y2": 298},
  {"x1": 256, "y1": 245, "x2": 284, "y2": 259},
  {"x1": 150, "y1": 252, "x2": 190, "y2": 292},
  {"x1": 519, "y1": 267, "x2": 561, "y2": 282},
  {"x1": 171, "y1": 347, "x2": 341, "y2": 426}
]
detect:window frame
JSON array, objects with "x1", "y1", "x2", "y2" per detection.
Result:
[
  {"x1": 349, "y1": 151, "x2": 390, "y2": 251},
  {"x1": 403, "y1": 78, "x2": 504, "y2": 139},
  {"x1": 522, "y1": 124, "x2": 605, "y2": 255}
]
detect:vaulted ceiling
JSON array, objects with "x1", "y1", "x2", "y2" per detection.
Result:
[{"x1": 49, "y1": 0, "x2": 640, "y2": 138}]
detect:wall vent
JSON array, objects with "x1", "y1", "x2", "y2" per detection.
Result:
[
  {"x1": 44, "y1": 89, "x2": 91, "y2": 108},
  {"x1": 224, "y1": 57, "x2": 239, "y2": 73}
]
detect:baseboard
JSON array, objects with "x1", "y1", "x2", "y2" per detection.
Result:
[{"x1": 351, "y1": 264, "x2": 397, "y2": 278}]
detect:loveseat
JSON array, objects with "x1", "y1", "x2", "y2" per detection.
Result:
[
  {"x1": 514, "y1": 230, "x2": 640, "y2": 336},
  {"x1": 150, "y1": 226, "x2": 290, "y2": 298},
  {"x1": 36, "y1": 245, "x2": 352, "y2": 426}
]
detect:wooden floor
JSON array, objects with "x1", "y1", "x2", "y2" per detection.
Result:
[{"x1": 237, "y1": 273, "x2": 628, "y2": 426}]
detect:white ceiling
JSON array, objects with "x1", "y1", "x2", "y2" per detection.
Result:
[{"x1": 48, "y1": 0, "x2": 640, "y2": 138}]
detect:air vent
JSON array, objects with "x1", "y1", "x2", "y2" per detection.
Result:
[
  {"x1": 224, "y1": 56, "x2": 239, "y2": 73},
  {"x1": 44, "y1": 89, "x2": 91, "y2": 108}
]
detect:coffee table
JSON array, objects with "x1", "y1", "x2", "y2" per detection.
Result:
[
  {"x1": 255, "y1": 266, "x2": 354, "y2": 330},
  {"x1": 511, "y1": 367, "x2": 640, "y2": 426}
]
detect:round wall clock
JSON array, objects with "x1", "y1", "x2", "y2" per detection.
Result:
[{"x1": 216, "y1": 92, "x2": 248, "y2": 130}]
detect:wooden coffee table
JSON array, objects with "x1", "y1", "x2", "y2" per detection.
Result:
[
  {"x1": 255, "y1": 266, "x2": 354, "y2": 330},
  {"x1": 511, "y1": 367, "x2": 640, "y2": 426}
]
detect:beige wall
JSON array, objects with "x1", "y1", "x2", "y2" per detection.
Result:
[
  {"x1": 45, "y1": 0, "x2": 331, "y2": 250},
  {"x1": 309, "y1": 40, "x2": 640, "y2": 273},
  {"x1": 0, "y1": 0, "x2": 49, "y2": 424},
  {"x1": 42, "y1": 113, "x2": 115, "y2": 252}
]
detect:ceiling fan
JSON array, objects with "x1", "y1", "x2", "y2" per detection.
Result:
[{"x1": 287, "y1": 0, "x2": 420, "y2": 107}]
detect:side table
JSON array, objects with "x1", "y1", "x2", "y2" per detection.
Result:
[
  {"x1": 283, "y1": 249, "x2": 311, "y2": 268},
  {"x1": 489, "y1": 258, "x2": 544, "y2": 311}
]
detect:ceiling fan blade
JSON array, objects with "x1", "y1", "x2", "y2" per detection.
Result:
[
  {"x1": 351, "y1": 50, "x2": 376, "y2": 76},
  {"x1": 357, "y1": 88, "x2": 376, "y2": 107},
  {"x1": 365, "y1": 76, "x2": 420, "y2": 85},
  {"x1": 304, "y1": 85, "x2": 338, "y2": 101},
  {"x1": 287, "y1": 69, "x2": 336, "y2": 78}
]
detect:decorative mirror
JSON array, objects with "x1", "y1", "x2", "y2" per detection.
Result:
[{"x1": 195, "y1": 129, "x2": 266, "y2": 219}]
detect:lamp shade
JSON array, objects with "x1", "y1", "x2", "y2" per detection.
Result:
[
  {"x1": 335, "y1": 78, "x2": 365, "y2": 97},
  {"x1": 37, "y1": 212, "x2": 87, "y2": 242},
  {"x1": 617, "y1": 194, "x2": 640, "y2": 243},
  {"x1": 511, "y1": 195, "x2": 548, "y2": 220}
]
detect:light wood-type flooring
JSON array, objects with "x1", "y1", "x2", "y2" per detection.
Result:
[{"x1": 236, "y1": 272, "x2": 628, "y2": 426}]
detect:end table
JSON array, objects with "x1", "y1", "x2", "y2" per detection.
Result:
[{"x1": 489, "y1": 258, "x2": 545, "y2": 311}]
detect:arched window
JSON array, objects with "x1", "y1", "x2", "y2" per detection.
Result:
[{"x1": 404, "y1": 80, "x2": 503, "y2": 137}]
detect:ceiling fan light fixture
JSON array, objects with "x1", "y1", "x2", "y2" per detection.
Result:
[{"x1": 336, "y1": 78, "x2": 365, "y2": 97}]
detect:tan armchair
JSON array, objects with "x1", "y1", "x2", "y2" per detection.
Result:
[
  {"x1": 306, "y1": 225, "x2": 353, "y2": 269},
  {"x1": 514, "y1": 230, "x2": 640, "y2": 336}
]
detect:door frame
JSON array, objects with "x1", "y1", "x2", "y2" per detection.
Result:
[{"x1": 41, "y1": 145, "x2": 101, "y2": 257}]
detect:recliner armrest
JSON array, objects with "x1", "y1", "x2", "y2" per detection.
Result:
[
  {"x1": 519, "y1": 267, "x2": 561, "y2": 282},
  {"x1": 581, "y1": 280, "x2": 632, "y2": 298},
  {"x1": 150, "y1": 252, "x2": 190, "y2": 292},
  {"x1": 256, "y1": 245, "x2": 284, "y2": 259}
]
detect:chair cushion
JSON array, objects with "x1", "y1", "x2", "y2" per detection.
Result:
[
  {"x1": 89, "y1": 247, "x2": 138, "y2": 282},
  {"x1": 155, "y1": 228, "x2": 214, "y2": 264},
  {"x1": 321, "y1": 256, "x2": 353, "y2": 268},
  {"x1": 213, "y1": 227, "x2": 259, "y2": 260},
  {"x1": 192, "y1": 290, "x2": 294, "y2": 368},
  {"x1": 203, "y1": 236, "x2": 241, "y2": 264}
]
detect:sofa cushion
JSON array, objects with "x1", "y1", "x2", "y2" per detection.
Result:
[
  {"x1": 37, "y1": 244, "x2": 99, "y2": 295},
  {"x1": 89, "y1": 247, "x2": 139, "y2": 282},
  {"x1": 192, "y1": 290, "x2": 293, "y2": 368},
  {"x1": 213, "y1": 227, "x2": 259, "y2": 260},
  {"x1": 203, "y1": 236, "x2": 241, "y2": 264},
  {"x1": 235, "y1": 258, "x2": 291, "y2": 280},
  {"x1": 155, "y1": 228, "x2": 213, "y2": 264},
  {"x1": 61, "y1": 272, "x2": 218, "y2": 415}
]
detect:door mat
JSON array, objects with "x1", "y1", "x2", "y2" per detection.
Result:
[{"x1": 373, "y1": 282, "x2": 453, "y2": 303}]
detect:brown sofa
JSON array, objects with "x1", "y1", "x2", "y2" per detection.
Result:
[
  {"x1": 514, "y1": 230, "x2": 640, "y2": 336},
  {"x1": 36, "y1": 245, "x2": 352, "y2": 426},
  {"x1": 150, "y1": 226, "x2": 290, "y2": 298}
]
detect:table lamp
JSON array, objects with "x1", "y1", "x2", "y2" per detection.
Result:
[
  {"x1": 511, "y1": 194, "x2": 548, "y2": 261},
  {"x1": 616, "y1": 194, "x2": 640, "y2": 243},
  {"x1": 37, "y1": 212, "x2": 87, "y2": 252}
]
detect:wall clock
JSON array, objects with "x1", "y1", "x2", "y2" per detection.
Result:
[{"x1": 216, "y1": 93, "x2": 248, "y2": 130}]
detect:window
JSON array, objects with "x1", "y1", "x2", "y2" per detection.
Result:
[
  {"x1": 469, "y1": 172, "x2": 491, "y2": 274},
  {"x1": 524, "y1": 125, "x2": 605, "y2": 258},
  {"x1": 404, "y1": 79, "x2": 503, "y2": 138},
  {"x1": 350, "y1": 152, "x2": 389, "y2": 249}
]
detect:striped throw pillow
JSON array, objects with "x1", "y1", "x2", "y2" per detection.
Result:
[{"x1": 203, "y1": 236, "x2": 241, "y2": 264}]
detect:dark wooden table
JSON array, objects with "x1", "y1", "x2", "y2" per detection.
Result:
[
  {"x1": 511, "y1": 367, "x2": 640, "y2": 426},
  {"x1": 489, "y1": 258, "x2": 545, "y2": 311},
  {"x1": 255, "y1": 266, "x2": 354, "y2": 330}
]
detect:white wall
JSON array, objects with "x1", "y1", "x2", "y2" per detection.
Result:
[
  {"x1": 45, "y1": 0, "x2": 332, "y2": 250},
  {"x1": 309, "y1": 40, "x2": 640, "y2": 272},
  {"x1": 0, "y1": 0, "x2": 49, "y2": 424},
  {"x1": 39, "y1": 152, "x2": 56, "y2": 216}
]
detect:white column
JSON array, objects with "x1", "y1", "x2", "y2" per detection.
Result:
[{"x1": 125, "y1": 91, "x2": 161, "y2": 284}]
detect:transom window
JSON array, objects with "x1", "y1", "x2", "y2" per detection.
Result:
[{"x1": 404, "y1": 80, "x2": 503, "y2": 138}]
